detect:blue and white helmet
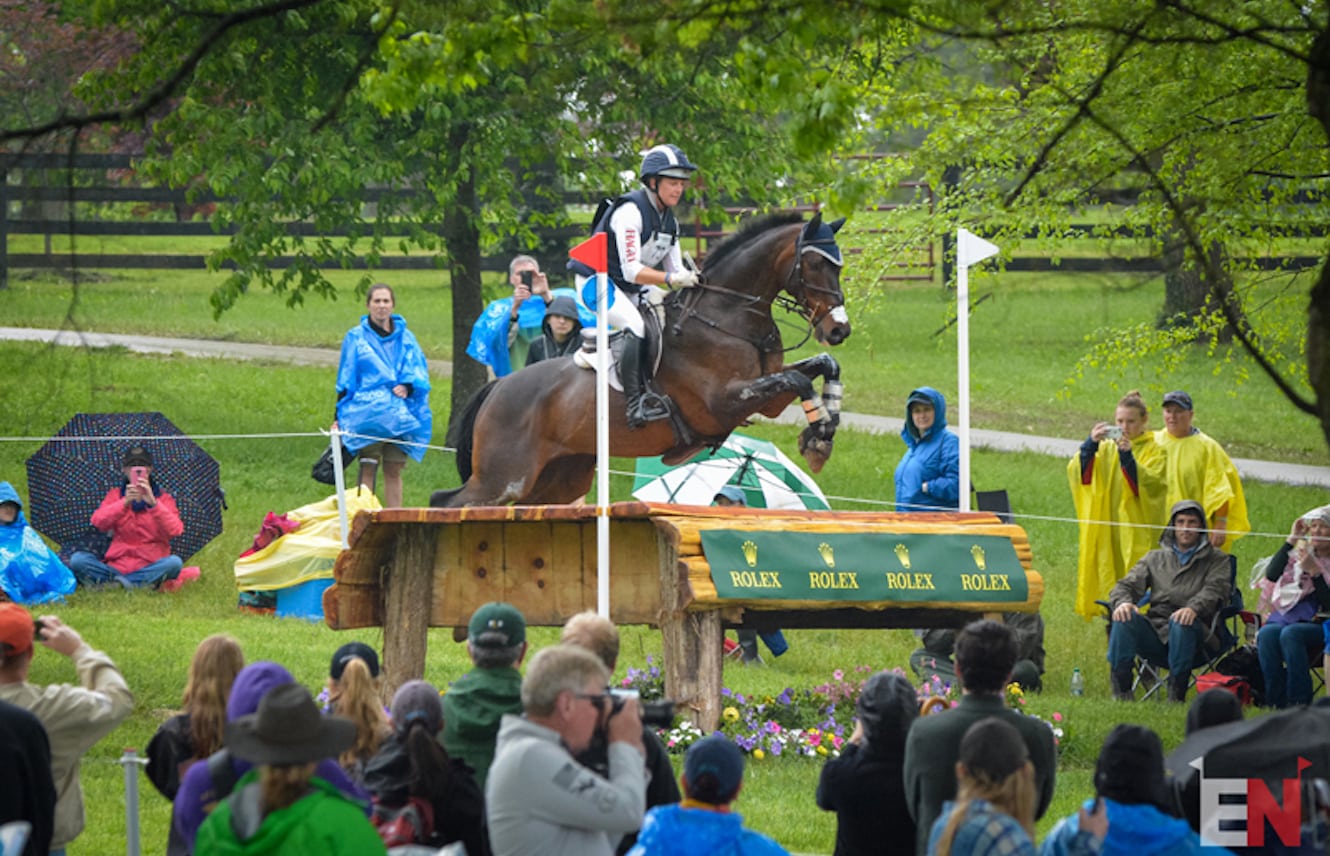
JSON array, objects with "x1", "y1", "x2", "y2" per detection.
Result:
[{"x1": 640, "y1": 144, "x2": 699, "y2": 181}]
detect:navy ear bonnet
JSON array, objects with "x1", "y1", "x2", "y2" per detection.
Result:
[{"x1": 800, "y1": 215, "x2": 846, "y2": 267}]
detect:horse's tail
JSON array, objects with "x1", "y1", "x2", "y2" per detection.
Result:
[{"x1": 446, "y1": 380, "x2": 499, "y2": 483}]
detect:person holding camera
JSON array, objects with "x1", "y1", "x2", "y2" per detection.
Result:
[
  {"x1": 1066, "y1": 390, "x2": 1168, "y2": 619},
  {"x1": 467, "y1": 255, "x2": 576, "y2": 378},
  {"x1": 67, "y1": 445, "x2": 188, "y2": 590},
  {"x1": 0, "y1": 605, "x2": 133, "y2": 855},
  {"x1": 562, "y1": 612, "x2": 679, "y2": 854},
  {"x1": 487, "y1": 644, "x2": 646, "y2": 856}
]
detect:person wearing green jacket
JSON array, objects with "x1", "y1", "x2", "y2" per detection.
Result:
[
  {"x1": 442, "y1": 602, "x2": 528, "y2": 789},
  {"x1": 194, "y1": 682, "x2": 386, "y2": 856}
]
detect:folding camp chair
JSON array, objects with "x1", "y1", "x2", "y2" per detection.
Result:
[{"x1": 1103, "y1": 555, "x2": 1258, "y2": 700}]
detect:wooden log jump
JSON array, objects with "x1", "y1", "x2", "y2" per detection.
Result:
[{"x1": 324, "y1": 502, "x2": 1044, "y2": 730}]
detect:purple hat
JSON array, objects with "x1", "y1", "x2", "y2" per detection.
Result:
[{"x1": 391, "y1": 680, "x2": 444, "y2": 737}]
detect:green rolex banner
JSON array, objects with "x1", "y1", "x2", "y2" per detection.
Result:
[{"x1": 700, "y1": 530, "x2": 1029, "y2": 603}]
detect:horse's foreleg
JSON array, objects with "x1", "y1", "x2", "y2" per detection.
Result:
[{"x1": 731, "y1": 354, "x2": 842, "y2": 473}]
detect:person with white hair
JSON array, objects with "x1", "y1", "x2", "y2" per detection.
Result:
[{"x1": 486, "y1": 645, "x2": 646, "y2": 856}]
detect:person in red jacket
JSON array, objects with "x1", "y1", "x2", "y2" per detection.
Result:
[{"x1": 67, "y1": 446, "x2": 185, "y2": 589}]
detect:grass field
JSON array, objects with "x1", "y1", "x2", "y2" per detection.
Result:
[{"x1": 0, "y1": 259, "x2": 1326, "y2": 854}]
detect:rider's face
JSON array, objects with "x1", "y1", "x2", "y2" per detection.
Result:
[{"x1": 655, "y1": 177, "x2": 689, "y2": 208}]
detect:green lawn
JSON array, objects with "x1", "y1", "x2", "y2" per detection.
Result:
[{"x1": 0, "y1": 260, "x2": 1326, "y2": 854}]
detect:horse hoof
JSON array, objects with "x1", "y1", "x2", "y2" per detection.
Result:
[{"x1": 800, "y1": 437, "x2": 833, "y2": 473}]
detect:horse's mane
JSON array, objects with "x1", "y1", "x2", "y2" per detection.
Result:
[{"x1": 701, "y1": 211, "x2": 804, "y2": 273}]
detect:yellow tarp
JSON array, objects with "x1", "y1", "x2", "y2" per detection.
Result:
[{"x1": 233, "y1": 490, "x2": 382, "y2": 591}]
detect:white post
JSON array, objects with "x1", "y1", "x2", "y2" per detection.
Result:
[
  {"x1": 594, "y1": 272, "x2": 611, "y2": 617},
  {"x1": 955, "y1": 228, "x2": 1000, "y2": 513},
  {"x1": 331, "y1": 428, "x2": 349, "y2": 549}
]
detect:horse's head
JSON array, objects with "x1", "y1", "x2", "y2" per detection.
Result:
[{"x1": 791, "y1": 212, "x2": 852, "y2": 346}]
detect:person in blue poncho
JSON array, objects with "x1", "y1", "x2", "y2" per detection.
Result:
[
  {"x1": 467, "y1": 256, "x2": 594, "y2": 378},
  {"x1": 335, "y1": 284, "x2": 431, "y2": 508},
  {"x1": 0, "y1": 481, "x2": 75, "y2": 604},
  {"x1": 1042, "y1": 724, "x2": 1226, "y2": 856},
  {"x1": 894, "y1": 387, "x2": 960, "y2": 513},
  {"x1": 629, "y1": 732, "x2": 787, "y2": 856}
]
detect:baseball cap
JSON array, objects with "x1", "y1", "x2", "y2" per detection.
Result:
[
  {"x1": 329, "y1": 641, "x2": 380, "y2": 680},
  {"x1": 468, "y1": 602, "x2": 526, "y2": 648},
  {"x1": 684, "y1": 733, "x2": 745, "y2": 804},
  {"x1": 713, "y1": 486, "x2": 746, "y2": 506},
  {"x1": 123, "y1": 445, "x2": 154, "y2": 467},
  {"x1": 0, "y1": 604, "x2": 35, "y2": 657},
  {"x1": 906, "y1": 390, "x2": 932, "y2": 407},
  {"x1": 391, "y1": 680, "x2": 444, "y2": 737},
  {"x1": 1162, "y1": 390, "x2": 1193, "y2": 410}
]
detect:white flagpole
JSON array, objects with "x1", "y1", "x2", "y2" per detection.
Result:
[
  {"x1": 955, "y1": 228, "x2": 999, "y2": 514},
  {"x1": 595, "y1": 272, "x2": 611, "y2": 617}
]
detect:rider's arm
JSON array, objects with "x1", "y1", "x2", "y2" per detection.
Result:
[{"x1": 609, "y1": 203, "x2": 670, "y2": 287}]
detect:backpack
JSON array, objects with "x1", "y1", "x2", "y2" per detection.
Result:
[
  {"x1": 372, "y1": 796, "x2": 436, "y2": 847},
  {"x1": 1194, "y1": 672, "x2": 1254, "y2": 706},
  {"x1": 567, "y1": 191, "x2": 674, "y2": 279},
  {"x1": 1212, "y1": 642, "x2": 1265, "y2": 705}
]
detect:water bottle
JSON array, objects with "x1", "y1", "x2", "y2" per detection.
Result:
[{"x1": 1070, "y1": 667, "x2": 1085, "y2": 697}]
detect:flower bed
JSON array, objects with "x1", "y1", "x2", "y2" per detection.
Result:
[{"x1": 621, "y1": 659, "x2": 1064, "y2": 758}]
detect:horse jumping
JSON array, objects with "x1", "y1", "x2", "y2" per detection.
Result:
[{"x1": 432, "y1": 211, "x2": 852, "y2": 507}]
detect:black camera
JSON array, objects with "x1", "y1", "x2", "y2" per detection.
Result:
[
  {"x1": 519, "y1": 269, "x2": 534, "y2": 287},
  {"x1": 610, "y1": 689, "x2": 675, "y2": 729}
]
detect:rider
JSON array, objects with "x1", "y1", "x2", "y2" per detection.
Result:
[{"x1": 602, "y1": 143, "x2": 701, "y2": 428}]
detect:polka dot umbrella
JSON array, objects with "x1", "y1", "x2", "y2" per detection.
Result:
[{"x1": 24, "y1": 412, "x2": 224, "y2": 561}]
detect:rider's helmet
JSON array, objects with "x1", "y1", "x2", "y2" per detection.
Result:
[{"x1": 639, "y1": 144, "x2": 699, "y2": 182}]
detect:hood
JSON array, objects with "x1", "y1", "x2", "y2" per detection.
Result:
[
  {"x1": 1159, "y1": 499, "x2": 1206, "y2": 549},
  {"x1": 857, "y1": 671, "x2": 918, "y2": 753},
  {"x1": 227, "y1": 661, "x2": 295, "y2": 721},
  {"x1": 901, "y1": 387, "x2": 948, "y2": 444},
  {"x1": 1098, "y1": 799, "x2": 1195, "y2": 855},
  {"x1": 541, "y1": 295, "x2": 583, "y2": 337},
  {"x1": 0, "y1": 482, "x2": 24, "y2": 526},
  {"x1": 446, "y1": 667, "x2": 522, "y2": 742},
  {"x1": 634, "y1": 805, "x2": 746, "y2": 853}
]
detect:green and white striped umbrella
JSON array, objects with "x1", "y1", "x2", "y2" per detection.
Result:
[{"x1": 632, "y1": 432, "x2": 830, "y2": 510}]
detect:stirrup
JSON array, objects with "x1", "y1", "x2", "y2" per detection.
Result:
[{"x1": 627, "y1": 391, "x2": 671, "y2": 429}]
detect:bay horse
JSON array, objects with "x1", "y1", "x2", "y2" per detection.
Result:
[{"x1": 432, "y1": 211, "x2": 852, "y2": 506}]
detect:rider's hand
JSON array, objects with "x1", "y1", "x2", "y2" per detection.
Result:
[{"x1": 668, "y1": 269, "x2": 699, "y2": 288}]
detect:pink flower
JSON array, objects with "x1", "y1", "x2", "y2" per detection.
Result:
[
  {"x1": 833, "y1": 669, "x2": 845, "y2": 681},
  {"x1": 1052, "y1": 712, "x2": 1063, "y2": 722}
]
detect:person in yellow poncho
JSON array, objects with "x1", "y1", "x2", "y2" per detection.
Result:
[
  {"x1": 1153, "y1": 390, "x2": 1249, "y2": 551},
  {"x1": 1068, "y1": 391, "x2": 1169, "y2": 619}
]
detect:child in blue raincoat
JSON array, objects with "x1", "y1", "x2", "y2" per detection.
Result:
[{"x1": 0, "y1": 481, "x2": 76, "y2": 604}]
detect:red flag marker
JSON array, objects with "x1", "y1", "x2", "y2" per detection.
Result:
[{"x1": 568, "y1": 232, "x2": 608, "y2": 273}]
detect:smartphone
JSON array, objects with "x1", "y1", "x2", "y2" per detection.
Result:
[
  {"x1": 1103, "y1": 426, "x2": 1123, "y2": 440},
  {"x1": 131, "y1": 466, "x2": 148, "y2": 483},
  {"x1": 520, "y1": 270, "x2": 534, "y2": 287},
  {"x1": 33, "y1": 618, "x2": 45, "y2": 641}
]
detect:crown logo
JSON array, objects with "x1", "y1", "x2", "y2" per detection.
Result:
[
  {"x1": 742, "y1": 540, "x2": 758, "y2": 567},
  {"x1": 971, "y1": 544, "x2": 987, "y2": 571},
  {"x1": 818, "y1": 542, "x2": 835, "y2": 568},
  {"x1": 894, "y1": 543, "x2": 911, "y2": 569}
]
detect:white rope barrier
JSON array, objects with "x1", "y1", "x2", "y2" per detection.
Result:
[{"x1": 0, "y1": 428, "x2": 1310, "y2": 543}]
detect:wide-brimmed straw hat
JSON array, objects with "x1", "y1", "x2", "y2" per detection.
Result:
[{"x1": 225, "y1": 682, "x2": 356, "y2": 766}]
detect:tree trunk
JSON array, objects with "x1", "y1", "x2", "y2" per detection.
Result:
[
  {"x1": 1157, "y1": 212, "x2": 1245, "y2": 342},
  {"x1": 1306, "y1": 28, "x2": 1330, "y2": 451},
  {"x1": 443, "y1": 129, "x2": 488, "y2": 440}
]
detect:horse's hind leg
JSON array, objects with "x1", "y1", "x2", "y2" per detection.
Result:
[{"x1": 522, "y1": 456, "x2": 596, "y2": 505}]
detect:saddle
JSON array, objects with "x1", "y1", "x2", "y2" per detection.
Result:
[{"x1": 571, "y1": 292, "x2": 667, "y2": 391}]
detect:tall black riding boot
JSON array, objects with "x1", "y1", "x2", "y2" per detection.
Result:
[
  {"x1": 620, "y1": 331, "x2": 670, "y2": 429},
  {"x1": 1111, "y1": 663, "x2": 1135, "y2": 701}
]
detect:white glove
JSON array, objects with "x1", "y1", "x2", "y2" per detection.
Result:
[{"x1": 668, "y1": 269, "x2": 699, "y2": 288}]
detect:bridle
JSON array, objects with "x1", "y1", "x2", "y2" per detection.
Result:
[{"x1": 670, "y1": 226, "x2": 844, "y2": 355}]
